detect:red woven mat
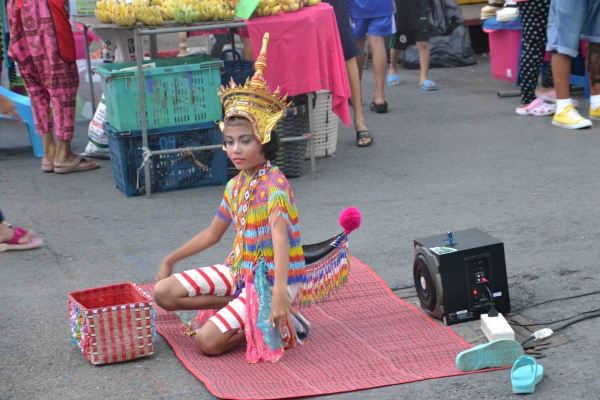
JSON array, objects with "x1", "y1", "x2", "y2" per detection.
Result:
[{"x1": 140, "y1": 258, "x2": 487, "y2": 400}]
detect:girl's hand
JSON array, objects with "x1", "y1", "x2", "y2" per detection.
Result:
[
  {"x1": 156, "y1": 259, "x2": 174, "y2": 282},
  {"x1": 270, "y1": 287, "x2": 293, "y2": 338}
]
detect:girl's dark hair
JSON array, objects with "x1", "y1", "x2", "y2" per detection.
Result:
[
  {"x1": 261, "y1": 130, "x2": 280, "y2": 162},
  {"x1": 225, "y1": 117, "x2": 280, "y2": 161}
]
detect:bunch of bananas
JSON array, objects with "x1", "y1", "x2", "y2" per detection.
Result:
[
  {"x1": 306, "y1": 0, "x2": 320, "y2": 5},
  {"x1": 173, "y1": 1, "x2": 201, "y2": 24},
  {"x1": 227, "y1": 0, "x2": 240, "y2": 9},
  {"x1": 152, "y1": 0, "x2": 175, "y2": 20},
  {"x1": 95, "y1": 0, "x2": 115, "y2": 24},
  {"x1": 135, "y1": 4, "x2": 164, "y2": 25},
  {"x1": 255, "y1": 0, "x2": 281, "y2": 17},
  {"x1": 209, "y1": 0, "x2": 236, "y2": 20},
  {"x1": 95, "y1": 0, "x2": 237, "y2": 26},
  {"x1": 199, "y1": 0, "x2": 236, "y2": 21},
  {"x1": 279, "y1": 0, "x2": 301, "y2": 13},
  {"x1": 110, "y1": 1, "x2": 137, "y2": 26}
]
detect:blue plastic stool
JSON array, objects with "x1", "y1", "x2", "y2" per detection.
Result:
[
  {"x1": 570, "y1": 72, "x2": 590, "y2": 100},
  {"x1": 0, "y1": 86, "x2": 43, "y2": 158}
]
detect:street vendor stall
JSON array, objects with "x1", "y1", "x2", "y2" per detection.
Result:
[{"x1": 74, "y1": 0, "x2": 350, "y2": 197}]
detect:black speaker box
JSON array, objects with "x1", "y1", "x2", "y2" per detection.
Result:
[{"x1": 413, "y1": 228, "x2": 510, "y2": 325}]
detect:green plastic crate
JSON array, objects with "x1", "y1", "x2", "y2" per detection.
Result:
[
  {"x1": 68, "y1": 0, "x2": 96, "y2": 15},
  {"x1": 96, "y1": 55, "x2": 224, "y2": 132}
]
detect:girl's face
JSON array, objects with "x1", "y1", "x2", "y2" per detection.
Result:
[{"x1": 225, "y1": 121, "x2": 266, "y2": 174}]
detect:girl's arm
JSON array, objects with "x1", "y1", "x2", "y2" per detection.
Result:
[
  {"x1": 270, "y1": 207, "x2": 294, "y2": 336},
  {"x1": 156, "y1": 215, "x2": 230, "y2": 281}
]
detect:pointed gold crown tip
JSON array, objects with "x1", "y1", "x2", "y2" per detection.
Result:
[{"x1": 218, "y1": 33, "x2": 288, "y2": 145}]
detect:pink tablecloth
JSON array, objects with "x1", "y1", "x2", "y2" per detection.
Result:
[{"x1": 244, "y1": 3, "x2": 351, "y2": 127}]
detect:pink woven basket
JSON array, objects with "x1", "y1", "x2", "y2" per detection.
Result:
[{"x1": 68, "y1": 283, "x2": 154, "y2": 365}]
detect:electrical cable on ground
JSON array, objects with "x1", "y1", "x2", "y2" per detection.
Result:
[
  {"x1": 510, "y1": 290, "x2": 600, "y2": 315},
  {"x1": 509, "y1": 308, "x2": 600, "y2": 327},
  {"x1": 519, "y1": 311, "x2": 600, "y2": 346}
]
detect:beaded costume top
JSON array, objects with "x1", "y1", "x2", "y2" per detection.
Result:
[{"x1": 217, "y1": 164, "x2": 305, "y2": 286}]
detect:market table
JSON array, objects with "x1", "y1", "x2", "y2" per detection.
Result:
[
  {"x1": 75, "y1": 6, "x2": 350, "y2": 197},
  {"x1": 244, "y1": 3, "x2": 351, "y2": 127}
]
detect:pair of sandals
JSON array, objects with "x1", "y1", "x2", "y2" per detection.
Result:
[
  {"x1": 387, "y1": 74, "x2": 439, "y2": 91},
  {"x1": 455, "y1": 339, "x2": 544, "y2": 394}
]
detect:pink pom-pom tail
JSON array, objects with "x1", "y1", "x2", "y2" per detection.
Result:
[{"x1": 339, "y1": 207, "x2": 362, "y2": 235}]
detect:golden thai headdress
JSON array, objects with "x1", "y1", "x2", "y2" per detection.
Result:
[{"x1": 218, "y1": 33, "x2": 290, "y2": 145}]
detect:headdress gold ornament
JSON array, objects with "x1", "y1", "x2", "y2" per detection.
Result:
[{"x1": 218, "y1": 33, "x2": 290, "y2": 145}]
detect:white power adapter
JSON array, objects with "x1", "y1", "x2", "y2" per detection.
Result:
[
  {"x1": 532, "y1": 328, "x2": 553, "y2": 341},
  {"x1": 481, "y1": 313, "x2": 515, "y2": 342}
]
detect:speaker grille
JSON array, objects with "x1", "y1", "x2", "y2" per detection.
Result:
[{"x1": 414, "y1": 254, "x2": 437, "y2": 312}]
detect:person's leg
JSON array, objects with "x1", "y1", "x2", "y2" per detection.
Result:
[
  {"x1": 239, "y1": 35, "x2": 254, "y2": 63},
  {"x1": 517, "y1": 0, "x2": 553, "y2": 114},
  {"x1": 547, "y1": 0, "x2": 585, "y2": 101},
  {"x1": 588, "y1": 42, "x2": 600, "y2": 96},
  {"x1": 346, "y1": 57, "x2": 372, "y2": 146},
  {"x1": 547, "y1": 0, "x2": 591, "y2": 128},
  {"x1": 37, "y1": 2, "x2": 99, "y2": 171},
  {"x1": 195, "y1": 290, "x2": 248, "y2": 356},
  {"x1": 195, "y1": 320, "x2": 246, "y2": 356},
  {"x1": 195, "y1": 283, "x2": 301, "y2": 356},
  {"x1": 350, "y1": 16, "x2": 369, "y2": 82},
  {"x1": 551, "y1": 53, "x2": 572, "y2": 101},
  {"x1": 368, "y1": 34, "x2": 387, "y2": 106},
  {"x1": 388, "y1": 47, "x2": 401, "y2": 85},
  {"x1": 6, "y1": 1, "x2": 56, "y2": 168},
  {"x1": 581, "y1": 0, "x2": 600, "y2": 118},
  {"x1": 355, "y1": 36, "x2": 367, "y2": 83},
  {"x1": 320, "y1": 0, "x2": 371, "y2": 146},
  {"x1": 416, "y1": 40, "x2": 431, "y2": 86},
  {"x1": 24, "y1": 75, "x2": 57, "y2": 167},
  {"x1": 588, "y1": 42, "x2": 600, "y2": 119},
  {"x1": 153, "y1": 264, "x2": 235, "y2": 311}
]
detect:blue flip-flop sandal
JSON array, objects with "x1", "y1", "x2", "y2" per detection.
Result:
[
  {"x1": 420, "y1": 79, "x2": 438, "y2": 91},
  {"x1": 456, "y1": 339, "x2": 525, "y2": 372},
  {"x1": 387, "y1": 73, "x2": 402, "y2": 86},
  {"x1": 512, "y1": 356, "x2": 544, "y2": 394}
]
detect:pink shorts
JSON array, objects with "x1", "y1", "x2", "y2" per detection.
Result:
[{"x1": 174, "y1": 264, "x2": 298, "y2": 333}]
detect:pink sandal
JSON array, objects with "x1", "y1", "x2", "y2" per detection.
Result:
[
  {"x1": 516, "y1": 98, "x2": 556, "y2": 116},
  {"x1": 0, "y1": 227, "x2": 44, "y2": 252}
]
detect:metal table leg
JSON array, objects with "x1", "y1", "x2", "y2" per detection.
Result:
[
  {"x1": 149, "y1": 33, "x2": 159, "y2": 59},
  {"x1": 83, "y1": 24, "x2": 96, "y2": 115},
  {"x1": 306, "y1": 134, "x2": 316, "y2": 180},
  {"x1": 134, "y1": 29, "x2": 152, "y2": 198}
]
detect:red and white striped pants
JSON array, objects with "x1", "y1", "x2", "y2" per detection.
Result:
[{"x1": 174, "y1": 264, "x2": 298, "y2": 333}]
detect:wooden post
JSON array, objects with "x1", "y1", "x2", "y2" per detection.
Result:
[{"x1": 177, "y1": 31, "x2": 189, "y2": 57}]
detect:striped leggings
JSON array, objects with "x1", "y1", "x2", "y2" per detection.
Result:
[{"x1": 174, "y1": 264, "x2": 298, "y2": 333}]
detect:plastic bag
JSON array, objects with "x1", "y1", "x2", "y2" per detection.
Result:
[
  {"x1": 75, "y1": 59, "x2": 103, "y2": 122},
  {"x1": 400, "y1": 0, "x2": 477, "y2": 69},
  {"x1": 82, "y1": 95, "x2": 110, "y2": 159}
]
